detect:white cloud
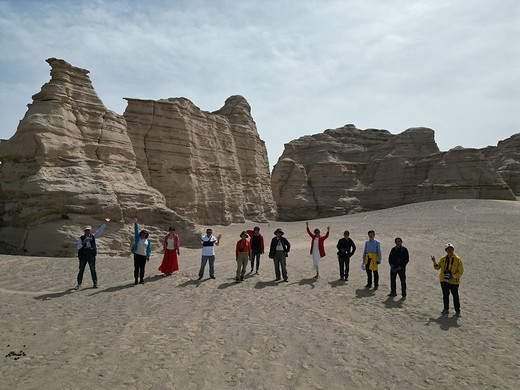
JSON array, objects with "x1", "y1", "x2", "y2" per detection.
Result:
[{"x1": 0, "y1": 0, "x2": 519, "y2": 167}]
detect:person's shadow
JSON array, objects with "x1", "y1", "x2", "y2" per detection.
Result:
[
  {"x1": 329, "y1": 279, "x2": 346, "y2": 288},
  {"x1": 425, "y1": 314, "x2": 461, "y2": 331},
  {"x1": 355, "y1": 288, "x2": 376, "y2": 298},
  {"x1": 254, "y1": 280, "x2": 279, "y2": 289},
  {"x1": 298, "y1": 278, "x2": 318, "y2": 289},
  {"x1": 383, "y1": 296, "x2": 405, "y2": 309},
  {"x1": 177, "y1": 278, "x2": 210, "y2": 288},
  {"x1": 34, "y1": 288, "x2": 76, "y2": 301},
  {"x1": 218, "y1": 279, "x2": 240, "y2": 289}
]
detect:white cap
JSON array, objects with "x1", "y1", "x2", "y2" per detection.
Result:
[
  {"x1": 84, "y1": 225, "x2": 92, "y2": 230},
  {"x1": 445, "y1": 243, "x2": 454, "y2": 250}
]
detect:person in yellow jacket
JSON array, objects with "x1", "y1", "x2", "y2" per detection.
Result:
[{"x1": 431, "y1": 243, "x2": 464, "y2": 317}]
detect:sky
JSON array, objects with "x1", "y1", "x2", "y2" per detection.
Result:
[{"x1": 0, "y1": 0, "x2": 519, "y2": 169}]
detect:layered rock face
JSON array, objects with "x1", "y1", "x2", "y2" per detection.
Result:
[
  {"x1": 271, "y1": 125, "x2": 516, "y2": 220},
  {"x1": 123, "y1": 95, "x2": 277, "y2": 225},
  {"x1": 0, "y1": 58, "x2": 197, "y2": 256},
  {"x1": 481, "y1": 133, "x2": 520, "y2": 195}
]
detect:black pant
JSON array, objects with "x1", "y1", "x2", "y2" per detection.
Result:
[
  {"x1": 366, "y1": 269, "x2": 379, "y2": 286},
  {"x1": 338, "y1": 255, "x2": 350, "y2": 278},
  {"x1": 441, "y1": 282, "x2": 460, "y2": 312},
  {"x1": 134, "y1": 253, "x2": 147, "y2": 282}
]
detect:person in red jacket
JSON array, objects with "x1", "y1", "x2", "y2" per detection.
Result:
[
  {"x1": 235, "y1": 231, "x2": 252, "y2": 283},
  {"x1": 246, "y1": 227, "x2": 264, "y2": 275},
  {"x1": 306, "y1": 221, "x2": 330, "y2": 279}
]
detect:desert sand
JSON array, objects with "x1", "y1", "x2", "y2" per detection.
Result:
[{"x1": 1, "y1": 199, "x2": 519, "y2": 389}]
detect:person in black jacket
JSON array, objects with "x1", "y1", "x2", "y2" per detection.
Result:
[
  {"x1": 336, "y1": 230, "x2": 356, "y2": 281},
  {"x1": 388, "y1": 237, "x2": 409, "y2": 298},
  {"x1": 268, "y1": 228, "x2": 291, "y2": 282}
]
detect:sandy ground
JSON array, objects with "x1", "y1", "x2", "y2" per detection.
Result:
[{"x1": 1, "y1": 199, "x2": 519, "y2": 389}]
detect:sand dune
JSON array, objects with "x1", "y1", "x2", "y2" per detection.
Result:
[{"x1": 1, "y1": 199, "x2": 519, "y2": 389}]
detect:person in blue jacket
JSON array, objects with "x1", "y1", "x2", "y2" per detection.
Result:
[{"x1": 131, "y1": 217, "x2": 151, "y2": 285}]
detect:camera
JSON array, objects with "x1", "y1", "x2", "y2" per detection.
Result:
[{"x1": 444, "y1": 270, "x2": 451, "y2": 282}]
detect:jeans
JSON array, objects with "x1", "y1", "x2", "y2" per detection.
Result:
[
  {"x1": 441, "y1": 282, "x2": 460, "y2": 312},
  {"x1": 390, "y1": 267, "x2": 406, "y2": 295},
  {"x1": 134, "y1": 253, "x2": 147, "y2": 282},
  {"x1": 78, "y1": 253, "x2": 97, "y2": 285},
  {"x1": 273, "y1": 251, "x2": 288, "y2": 281},
  {"x1": 338, "y1": 255, "x2": 350, "y2": 278},
  {"x1": 199, "y1": 255, "x2": 215, "y2": 278},
  {"x1": 251, "y1": 249, "x2": 261, "y2": 271}
]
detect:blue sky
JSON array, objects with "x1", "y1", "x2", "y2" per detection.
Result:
[{"x1": 1, "y1": 0, "x2": 519, "y2": 168}]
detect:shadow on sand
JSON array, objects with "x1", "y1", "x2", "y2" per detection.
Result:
[
  {"x1": 355, "y1": 287, "x2": 376, "y2": 298},
  {"x1": 425, "y1": 314, "x2": 461, "y2": 331},
  {"x1": 34, "y1": 288, "x2": 76, "y2": 301}
]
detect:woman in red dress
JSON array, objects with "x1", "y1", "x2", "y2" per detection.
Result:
[{"x1": 158, "y1": 227, "x2": 180, "y2": 275}]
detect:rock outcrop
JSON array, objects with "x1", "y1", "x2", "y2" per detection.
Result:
[
  {"x1": 0, "y1": 58, "x2": 198, "y2": 256},
  {"x1": 123, "y1": 95, "x2": 277, "y2": 225},
  {"x1": 271, "y1": 125, "x2": 516, "y2": 220},
  {"x1": 481, "y1": 133, "x2": 520, "y2": 195}
]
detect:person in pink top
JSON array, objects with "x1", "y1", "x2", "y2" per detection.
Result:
[
  {"x1": 158, "y1": 227, "x2": 180, "y2": 275},
  {"x1": 306, "y1": 221, "x2": 330, "y2": 279}
]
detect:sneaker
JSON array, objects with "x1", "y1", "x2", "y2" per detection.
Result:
[
  {"x1": 340, "y1": 276, "x2": 344, "y2": 281},
  {"x1": 275, "y1": 278, "x2": 281, "y2": 281},
  {"x1": 374, "y1": 285, "x2": 378, "y2": 290},
  {"x1": 283, "y1": 279, "x2": 288, "y2": 283},
  {"x1": 365, "y1": 283, "x2": 372, "y2": 288},
  {"x1": 255, "y1": 271, "x2": 259, "y2": 275},
  {"x1": 442, "y1": 309, "x2": 449, "y2": 315},
  {"x1": 139, "y1": 280, "x2": 144, "y2": 284},
  {"x1": 388, "y1": 292, "x2": 397, "y2": 297},
  {"x1": 74, "y1": 284, "x2": 81, "y2": 290},
  {"x1": 401, "y1": 294, "x2": 407, "y2": 299},
  {"x1": 240, "y1": 276, "x2": 244, "y2": 281},
  {"x1": 235, "y1": 278, "x2": 240, "y2": 283},
  {"x1": 455, "y1": 311, "x2": 461, "y2": 317},
  {"x1": 197, "y1": 276, "x2": 203, "y2": 281},
  {"x1": 210, "y1": 276, "x2": 216, "y2": 279}
]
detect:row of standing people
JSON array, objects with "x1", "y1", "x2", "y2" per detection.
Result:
[{"x1": 75, "y1": 220, "x2": 463, "y2": 316}]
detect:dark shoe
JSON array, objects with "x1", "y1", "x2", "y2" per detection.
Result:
[
  {"x1": 210, "y1": 276, "x2": 216, "y2": 279},
  {"x1": 235, "y1": 278, "x2": 240, "y2": 283},
  {"x1": 374, "y1": 285, "x2": 378, "y2": 290},
  {"x1": 255, "y1": 271, "x2": 259, "y2": 275},
  {"x1": 388, "y1": 292, "x2": 397, "y2": 297},
  {"x1": 93, "y1": 283, "x2": 98, "y2": 289},
  {"x1": 275, "y1": 278, "x2": 281, "y2": 281},
  {"x1": 344, "y1": 277, "x2": 348, "y2": 281},
  {"x1": 283, "y1": 279, "x2": 288, "y2": 283},
  {"x1": 365, "y1": 283, "x2": 372, "y2": 288},
  {"x1": 197, "y1": 276, "x2": 203, "y2": 280},
  {"x1": 455, "y1": 311, "x2": 461, "y2": 317},
  {"x1": 134, "y1": 280, "x2": 138, "y2": 285},
  {"x1": 340, "y1": 276, "x2": 344, "y2": 281},
  {"x1": 139, "y1": 280, "x2": 144, "y2": 284},
  {"x1": 442, "y1": 309, "x2": 449, "y2": 315},
  {"x1": 240, "y1": 276, "x2": 244, "y2": 281}
]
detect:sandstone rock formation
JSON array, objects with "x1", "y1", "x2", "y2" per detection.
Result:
[
  {"x1": 123, "y1": 95, "x2": 277, "y2": 225},
  {"x1": 271, "y1": 125, "x2": 517, "y2": 220},
  {"x1": 481, "y1": 133, "x2": 520, "y2": 195},
  {"x1": 0, "y1": 58, "x2": 198, "y2": 256}
]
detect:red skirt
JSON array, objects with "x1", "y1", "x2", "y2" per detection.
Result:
[{"x1": 158, "y1": 249, "x2": 179, "y2": 274}]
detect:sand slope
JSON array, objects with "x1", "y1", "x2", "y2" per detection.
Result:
[{"x1": 1, "y1": 199, "x2": 519, "y2": 389}]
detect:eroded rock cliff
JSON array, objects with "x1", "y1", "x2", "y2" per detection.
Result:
[
  {"x1": 271, "y1": 125, "x2": 516, "y2": 220},
  {"x1": 123, "y1": 95, "x2": 277, "y2": 225},
  {"x1": 0, "y1": 58, "x2": 198, "y2": 256}
]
